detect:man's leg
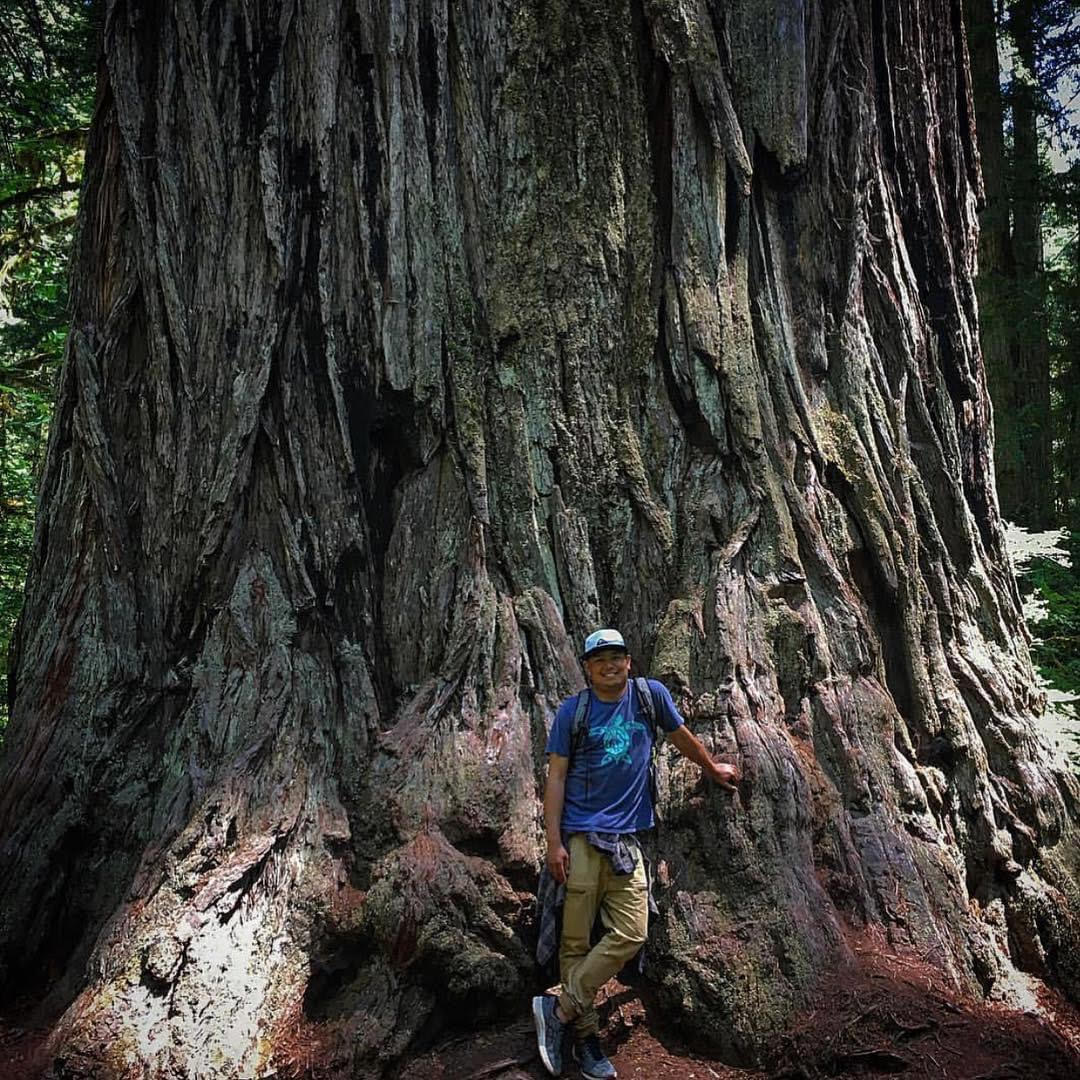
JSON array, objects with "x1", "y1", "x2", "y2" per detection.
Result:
[
  {"x1": 561, "y1": 841, "x2": 648, "y2": 1038},
  {"x1": 535, "y1": 834, "x2": 602, "y2": 1076},
  {"x1": 558, "y1": 834, "x2": 604, "y2": 1035}
]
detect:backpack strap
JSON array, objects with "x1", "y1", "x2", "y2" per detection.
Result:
[
  {"x1": 633, "y1": 676, "x2": 664, "y2": 825},
  {"x1": 632, "y1": 676, "x2": 658, "y2": 741},
  {"x1": 573, "y1": 679, "x2": 658, "y2": 752},
  {"x1": 569, "y1": 688, "x2": 591, "y2": 758}
]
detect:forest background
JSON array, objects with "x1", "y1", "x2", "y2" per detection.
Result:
[{"x1": 1, "y1": 0, "x2": 1080, "y2": 751}]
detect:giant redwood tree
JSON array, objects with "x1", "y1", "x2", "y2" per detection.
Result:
[{"x1": 1, "y1": 1, "x2": 1079, "y2": 1075}]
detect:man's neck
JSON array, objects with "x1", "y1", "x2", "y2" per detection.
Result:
[{"x1": 591, "y1": 683, "x2": 628, "y2": 704}]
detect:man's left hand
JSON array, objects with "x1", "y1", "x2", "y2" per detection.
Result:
[{"x1": 705, "y1": 759, "x2": 740, "y2": 791}]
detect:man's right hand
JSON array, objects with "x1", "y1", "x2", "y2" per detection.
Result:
[{"x1": 547, "y1": 842, "x2": 570, "y2": 884}]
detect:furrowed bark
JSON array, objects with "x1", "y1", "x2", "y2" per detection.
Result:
[{"x1": 0, "y1": 1, "x2": 1077, "y2": 1076}]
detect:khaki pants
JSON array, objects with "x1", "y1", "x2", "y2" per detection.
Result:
[{"x1": 558, "y1": 833, "x2": 649, "y2": 1037}]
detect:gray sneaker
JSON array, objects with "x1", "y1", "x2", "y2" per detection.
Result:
[
  {"x1": 574, "y1": 1034, "x2": 617, "y2": 1079},
  {"x1": 532, "y1": 994, "x2": 566, "y2": 1075}
]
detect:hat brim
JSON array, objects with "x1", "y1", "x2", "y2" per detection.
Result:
[{"x1": 581, "y1": 645, "x2": 629, "y2": 661}]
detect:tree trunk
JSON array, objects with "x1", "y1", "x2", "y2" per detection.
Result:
[
  {"x1": 1001, "y1": 0, "x2": 1055, "y2": 526},
  {"x1": 964, "y1": 0, "x2": 1054, "y2": 528},
  {"x1": 1060, "y1": 204, "x2": 1080, "y2": 529},
  {"x1": 0, "y1": 1, "x2": 1078, "y2": 1076},
  {"x1": 963, "y1": 0, "x2": 1021, "y2": 517}
]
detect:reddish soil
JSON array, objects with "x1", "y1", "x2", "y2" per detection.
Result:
[
  {"x1": 4, "y1": 936, "x2": 1080, "y2": 1079},
  {"x1": 0, "y1": 1023, "x2": 49, "y2": 1080},
  {"x1": 402, "y1": 933, "x2": 1080, "y2": 1080}
]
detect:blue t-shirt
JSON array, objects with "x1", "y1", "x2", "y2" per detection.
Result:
[{"x1": 545, "y1": 678, "x2": 684, "y2": 833}]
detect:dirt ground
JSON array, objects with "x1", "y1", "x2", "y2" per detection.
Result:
[
  {"x1": 0, "y1": 1024, "x2": 48, "y2": 1080},
  {"x1": 4, "y1": 937, "x2": 1080, "y2": 1080},
  {"x1": 399, "y1": 958, "x2": 1080, "y2": 1080},
  {"x1": 393, "y1": 926, "x2": 1080, "y2": 1080}
]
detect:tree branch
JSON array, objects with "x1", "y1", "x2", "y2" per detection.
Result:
[
  {"x1": 0, "y1": 351, "x2": 61, "y2": 392},
  {"x1": 0, "y1": 180, "x2": 80, "y2": 213}
]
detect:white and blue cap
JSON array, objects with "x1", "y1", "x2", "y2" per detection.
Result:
[{"x1": 581, "y1": 628, "x2": 628, "y2": 661}]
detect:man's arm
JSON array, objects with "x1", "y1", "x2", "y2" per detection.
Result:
[
  {"x1": 667, "y1": 725, "x2": 740, "y2": 791},
  {"x1": 543, "y1": 753, "x2": 571, "y2": 882}
]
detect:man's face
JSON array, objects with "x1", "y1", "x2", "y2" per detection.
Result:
[{"x1": 584, "y1": 649, "x2": 631, "y2": 694}]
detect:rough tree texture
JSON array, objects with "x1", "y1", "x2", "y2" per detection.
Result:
[{"x1": 0, "y1": 0, "x2": 1078, "y2": 1076}]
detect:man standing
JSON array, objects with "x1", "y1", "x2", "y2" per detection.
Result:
[{"x1": 532, "y1": 628, "x2": 740, "y2": 1079}]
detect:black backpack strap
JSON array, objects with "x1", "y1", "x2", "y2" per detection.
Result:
[
  {"x1": 634, "y1": 676, "x2": 663, "y2": 824},
  {"x1": 633, "y1": 676, "x2": 658, "y2": 741},
  {"x1": 570, "y1": 688, "x2": 591, "y2": 758}
]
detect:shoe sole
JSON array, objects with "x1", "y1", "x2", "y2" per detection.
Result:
[{"x1": 532, "y1": 996, "x2": 560, "y2": 1076}]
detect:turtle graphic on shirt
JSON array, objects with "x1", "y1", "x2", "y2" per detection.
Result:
[{"x1": 599, "y1": 704, "x2": 647, "y2": 767}]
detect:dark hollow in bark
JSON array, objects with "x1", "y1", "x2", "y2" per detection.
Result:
[{"x1": 1, "y1": 1, "x2": 1078, "y2": 1075}]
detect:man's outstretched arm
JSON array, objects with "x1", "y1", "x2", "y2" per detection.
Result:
[
  {"x1": 543, "y1": 753, "x2": 571, "y2": 882},
  {"x1": 667, "y1": 725, "x2": 740, "y2": 791}
]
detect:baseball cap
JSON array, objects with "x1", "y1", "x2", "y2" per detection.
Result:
[{"x1": 581, "y1": 628, "x2": 628, "y2": 660}]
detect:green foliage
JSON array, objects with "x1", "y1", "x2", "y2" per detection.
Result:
[
  {"x1": 1005, "y1": 0, "x2": 1080, "y2": 148},
  {"x1": 1025, "y1": 532, "x2": 1080, "y2": 696},
  {"x1": 0, "y1": 1, "x2": 98, "y2": 732},
  {"x1": 0, "y1": 387, "x2": 49, "y2": 733},
  {"x1": 0, "y1": 0, "x2": 96, "y2": 352}
]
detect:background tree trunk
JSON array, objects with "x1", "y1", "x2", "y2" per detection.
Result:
[
  {"x1": 965, "y1": 0, "x2": 1056, "y2": 527},
  {"x1": 0, "y1": 1, "x2": 1078, "y2": 1075},
  {"x1": 1059, "y1": 198, "x2": 1080, "y2": 529},
  {"x1": 963, "y1": 0, "x2": 1023, "y2": 519},
  {"x1": 1003, "y1": 0, "x2": 1055, "y2": 526}
]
